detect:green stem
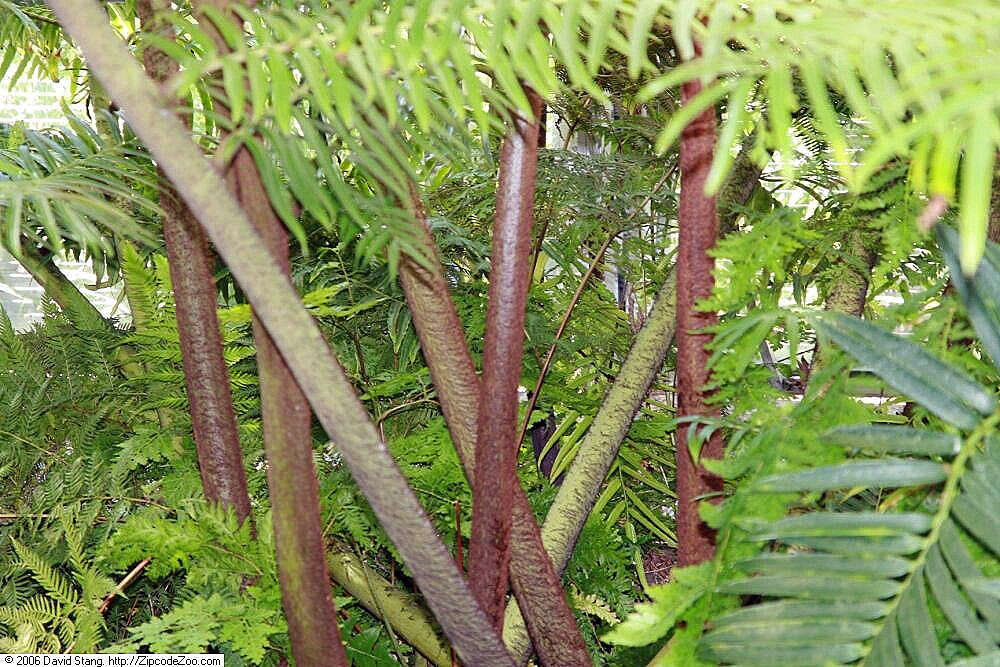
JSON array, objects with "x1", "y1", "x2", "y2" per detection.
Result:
[
  {"x1": 326, "y1": 546, "x2": 451, "y2": 667},
  {"x1": 7, "y1": 242, "x2": 106, "y2": 329},
  {"x1": 502, "y1": 269, "x2": 678, "y2": 662},
  {"x1": 49, "y1": 2, "x2": 511, "y2": 662}
]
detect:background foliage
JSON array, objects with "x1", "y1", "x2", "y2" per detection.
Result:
[{"x1": 0, "y1": 0, "x2": 998, "y2": 665}]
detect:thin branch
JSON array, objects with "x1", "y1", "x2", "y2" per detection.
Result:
[
  {"x1": 515, "y1": 165, "x2": 676, "y2": 448},
  {"x1": 99, "y1": 559, "x2": 150, "y2": 614},
  {"x1": 376, "y1": 398, "x2": 440, "y2": 439},
  {"x1": 49, "y1": 3, "x2": 511, "y2": 662}
]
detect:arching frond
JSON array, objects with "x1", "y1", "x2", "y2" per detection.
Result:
[
  {"x1": 0, "y1": 112, "x2": 160, "y2": 277},
  {"x1": 0, "y1": 1, "x2": 68, "y2": 86},
  {"x1": 137, "y1": 1, "x2": 999, "y2": 276},
  {"x1": 652, "y1": 0, "x2": 1000, "y2": 273},
  {"x1": 693, "y1": 226, "x2": 1000, "y2": 666}
]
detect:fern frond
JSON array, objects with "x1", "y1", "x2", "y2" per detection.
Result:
[
  {"x1": 691, "y1": 229, "x2": 1000, "y2": 665},
  {"x1": 11, "y1": 540, "x2": 79, "y2": 607},
  {"x1": 0, "y1": 114, "x2": 159, "y2": 272}
]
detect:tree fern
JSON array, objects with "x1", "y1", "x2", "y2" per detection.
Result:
[
  {"x1": 2, "y1": 515, "x2": 110, "y2": 653},
  {"x1": 651, "y1": 0, "x2": 1000, "y2": 273},
  {"x1": 607, "y1": 227, "x2": 1000, "y2": 665}
]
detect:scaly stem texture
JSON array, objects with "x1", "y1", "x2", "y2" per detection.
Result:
[
  {"x1": 7, "y1": 242, "x2": 106, "y2": 329},
  {"x1": 502, "y1": 271, "x2": 678, "y2": 662},
  {"x1": 502, "y1": 137, "x2": 763, "y2": 659},
  {"x1": 470, "y1": 91, "x2": 542, "y2": 630},
  {"x1": 52, "y1": 2, "x2": 512, "y2": 662},
  {"x1": 326, "y1": 545, "x2": 451, "y2": 667},
  {"x1": 232, "y1": 141, "x2": 348, "y2": 666},
  {"x1": 135, "y1": 0, "x2": 250, "y2": 522},
  {"x1": 675, "y1": 72, "x2": 724, "y2": 566},
  {"x1": 399, "y1": 200, "x2": 590, "y2": 666},
  {"x1": 188, "y1": 0, "x2": 349, "y2": 660}
]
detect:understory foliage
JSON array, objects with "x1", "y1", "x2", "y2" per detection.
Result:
[{"x1": 0, "y1": 231, "x2": 646, "y2": 664}]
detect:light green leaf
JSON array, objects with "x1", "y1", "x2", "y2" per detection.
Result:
[
  {"x1": 698, "y1": 642, "x2": 865, "y2": 665},
  {"x1": 755, "y1": 459, "x2": 948, "y2": 493},
  {"x1": 958, "y1": 112, "x2": 998, "y2": 275},
  {"x1": 824, "y1": 424, "x2": 960, "y2": 457},
  {"x1": 601, "y1": 563, "x2": 712, "y2": 646}
]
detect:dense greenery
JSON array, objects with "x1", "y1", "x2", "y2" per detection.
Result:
[{"x1": 1, "y1": 0, "x2": 998, "y2": 665}]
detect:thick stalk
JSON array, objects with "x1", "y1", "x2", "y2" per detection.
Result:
[
  {"x1": 234, "y1": 147, "x2": 348, "y2": 666},
  {"x1": 675, "y1": 71, "x2": 724, "y2": 566},
  {"x1": 501, "y1": 129, "x2": 765, "y2": 661},
  {"x1": 470, "y1": 91, "x2": 542, "y2": 629},
  {"x1": 326, "y1": 546, "x2": 451, "y2": 667},
  {"x1": 6, "y1": 242, "x2": 106, "y2": 329},
  {"x1": 399, "y1": 200, "x2": 590, "y2": 666},
  {"x1": 806, "y1": 229, "x2": 878, "y2": 390},
  {"x1": 502, "y1": 272, "x2": 677, "y2": 661},
  {"x1": 51, "y1": 3, "x2": 512, "y2": 662},
  {"x1": 823, "y1": 229, "x2": 875, "y2": 318},
  {"x1": 189, "y1": 0, "x2": 348, "y2": 661},
  {"x1": 135, "y1": 0, "x2": 251, "y2": 522}
]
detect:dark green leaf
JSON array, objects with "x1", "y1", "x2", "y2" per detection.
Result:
[
  {"x1": 718, "y1": 575, "x2": 899, "y2": 600},
  {"x1": 897, "y1": 569, "x2": 946, "y2": 667},
  {"x1": 810, "y1": 311, "x2": 994, "y2": 428},
  {"x1": 747, "y1": 512, "x2": 931, "y2": 539},
  {"x1": 924, "y1": 545, "x2": 995, "y2": 653},
  {"x1": 735, "y1": 553, "x2": 911, "y2": 579},
  {"x1": 710, "y1": 600, "x2": 889, "y2": 628}
]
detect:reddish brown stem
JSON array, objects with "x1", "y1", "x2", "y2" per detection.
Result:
[
  {"x1": 231, "y1": 149, "x2": 349, "y2": 667},
  {"x1": 454, "y1": 501, "x2": 465, "y2": 573},
  {"x1": 675, "y1": 67, "x2": 724, "y2": 566},
  {"x1": 399, "y1": 200, "x2": 590, "y2": 665},
  {"x1": 452, "y1": 501, "x2": 464, "y2": 667},
  {"x1": 469, "y1": 90, "x2": 543, "y2": 630},
  {"x1": 53, "y1": 4, "x2": 513, "y2": 659},
  {"x1": 136, "y1": 0, "x2": 250, "y2": 523},
  {"x1": 190, "y1": 0, "x2": 349, "y2": 662}
]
